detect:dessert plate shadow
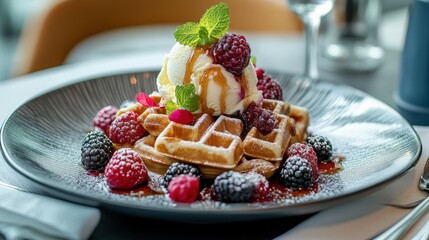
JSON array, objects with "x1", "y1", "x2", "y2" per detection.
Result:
[{"x1": 0, "y1": 71, "x2": 421, "y2": 223}]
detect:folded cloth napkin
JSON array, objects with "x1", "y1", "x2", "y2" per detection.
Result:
[
  {"x1": 0, "y1": 186, "x2": 100, "y2": 240},
  {"x1": 276, "y1": 126, "x2": 429, "y2": 240}
]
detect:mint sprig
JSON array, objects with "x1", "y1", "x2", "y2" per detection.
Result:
[
  {"x1": 174, "y1": 2, "x2": 230, "y2": 46},
  {"x1": 165, "y1": 100, "x2": 179, "y2": 115},
  {"x1": 165, "y1": 84, "x2": 200, "y2": 115},
  {"x1": 199, "y1": 2, "x2": 230, "y2": 39}
]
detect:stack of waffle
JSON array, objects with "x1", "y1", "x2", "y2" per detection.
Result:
[{"x1": 117, "y1": 93, "x2": 309, "y2": 179}]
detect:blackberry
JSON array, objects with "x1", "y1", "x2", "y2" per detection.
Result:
[
  {"x1": 213, "y1": 171, "x2": 255, "y2": 203},
  {"x1": 254, "y1": 108, "x2": 277, "y2": 134},
  {"x1": 212, "y1": 33, "x2": 251, "y2": 76},
  {"x1": 81, "y1": 130, "x2": 113, "y2": 172},
  {"x1": 241, "y1": 101, "x2": 277, "y2": 135},
  {"x1": 306, "y1": 134, "x2": 333, "y2": 162},
  {"x1": 280, "y1": 156, "x2": 313, "y2": 190},
  {"x1": 163, "y1": 162, "x2": 202, "y2": 188},
  {"x1": 287, "y1": 142, "x2": 319, "y2": 181}
]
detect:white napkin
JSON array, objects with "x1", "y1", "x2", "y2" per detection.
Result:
[
  {"x1": 0, "y1": 186, "x2": 100, "y2": 240},
  {"x1": 277, "y1": 126, "x2": 429, "y2": 240}
]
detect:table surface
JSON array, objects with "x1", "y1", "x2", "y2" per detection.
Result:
[{"x1": 0, "y1": 35, "x2": 404, "y2": 239}]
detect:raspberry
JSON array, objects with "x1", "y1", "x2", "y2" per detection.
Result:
[
  {"x1": 213, "y1": 33, "x2": 251, "y2": 76},
  {"x1": 169, "y1": 109, "x2": 194, "y2": 125},
  {"x1": 213, "y1": 171, "x2": 255, "y2": 203},
  {"x1": 254, "y1": 108, "x2": 277, "y2": 134},
  {"x1": 255, "y1": 67, "x2": 265, "y2": 79},
  {"x1": 168, "y1": 175, "x2": 200, "y2": 203},
  {"x1": 306, "y1": 134, "x2": 333, "y2": 162},
  {"x1": 163, "y1": 162, "x2": 202, "y2": 188},
  {"x1": 81, "y1": 130, "x2": 113, "y2": 172},
  {"x1": 92, "y1": 106, "x2": 118, "y2": 134},
  {"x1": 256, "y1": 67, "x2": 283, "y2": 100},
  {"x1": 104, "y1": 148, "x2": 149, "y2": 189},
  {"x1": 287, "y1": 143, "x2": 319, "y2": 181},
  {"x1": 108, "y1": 111, "x2": 145, "y2": 145},
  {"x1": 280, "y1": 156, "x2": 313, "y2": 190},
  {"x1": 244, "y1": 172, "x2": 269, "y2": 198},
  {"x1": 241, "y1": 102, "x2": 277, "y2": 135}
]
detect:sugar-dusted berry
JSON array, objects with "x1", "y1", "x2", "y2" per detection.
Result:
[
  {"x1": 213, "y1": 171, "x2": 255, "y2": 203},
  {"x1": 241, "y1": 101, "x2": 277, "y2": 135},
  {"x1": 244, "y1": 172, "x2": 270, "y2": 198},
  {"x1": 104, "y1": 148, "x2": 148, "y2": 189},
  {"x1": 92, "y1": 106, "x2": 118, "y2": 134},
  {"x1": 287, "y1": 142, "x2": 319, "y2": 181},
  {"x1": 108, "y1": 111, "x2": 145, "y2": 145},
  {"x1": 256, "y1": 67, "x2": 283, "y2": 100},
  {"x1": 81, "y1": 130, "x2": 113, "y2": 172},
  {"x1": 280, "y1": 156, "x2": 313, "y2": 190},
  {"x1": 306, "y1": 134, "x2": 333, "y2": 162}
]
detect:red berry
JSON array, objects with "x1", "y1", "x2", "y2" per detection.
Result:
[
  {"x1": 109, "y1": 111, "x2": 145, "y2": 145},
  {"x1": 136, "y1": 92, "x2": 157, "y2": 107},
  {"x1": 213, "y1": 33, "x2": 251, "y2": 76},
  {"x1": 245, "y1": 172, "x2": 269, "y2": 198},
  {"x1": 92, "y1": 106, "x2": 118, "y2": 134},
  {"x1": 169, "y1": 109, "x2": 194, "y2": 125},
  {"x1": 104, "y1": 148, "x2": 148, "y2": 189},
  {"x1": 287, "y1": 143, "x2": 319, "y2": 181},
  {"x1": 242, "y1": 101, "x2": 277, "y2": 135},
  {"x1": 256, "y1": 67, "x2": 283, "y2": 100},
  {"x1": 255, "y1": 68, "x2": 265, "y2": 79},
  {"x1": 168, "y1": 175, "x2": 200, "y2": 203}
]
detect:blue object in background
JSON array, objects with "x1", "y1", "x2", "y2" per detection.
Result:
[{"x1": 395, "y1": 0, "x2": 429, "y2": 126}]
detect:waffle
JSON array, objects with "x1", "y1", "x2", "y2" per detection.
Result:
[
  {"x1": 242, "y1": 99, "x2": 296, "y2": 162},
  {"x1": 126, "y1": 98, "x2": 309, "y2": 179},
  {"x1": 134, "y1": 137, "x2": 278, "y2": 179},
  {"x1": 155, "y1": 114, "x2": 244, "y2": 169},
  {"x1": 289, "y1": 105, "x2": 309, "y2": 144}
]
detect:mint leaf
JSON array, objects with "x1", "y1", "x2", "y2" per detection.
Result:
[
  {"x1": 197, "y1": 25, "x2": 214, "y2": 46},
  {"x1": 199, "y1": 2, "x2": 230, "y2": 39},
  {"x1": 165, "y1": 100, "x2": 179, "y2": 115},
  {"x1": 250, "y1": 56, "x2": 257, "y2": 65},
  {"x1": 181, "y1": 93, "x2": 199, "y2": 112},
  {"x1": 174, "y1": 22, "x2": 201, "y2": 46},
  {"x1": 176, "y1": 84, "x2": 199, "y2": 112}
]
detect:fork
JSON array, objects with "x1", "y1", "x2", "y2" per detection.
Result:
[{"x1": 372, "y1": 156, "x2": 429, "y2": 240}]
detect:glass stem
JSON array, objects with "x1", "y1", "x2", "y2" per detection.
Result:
[{"x1": 303, "y1": 16, "x2": 321, "y2": 82}]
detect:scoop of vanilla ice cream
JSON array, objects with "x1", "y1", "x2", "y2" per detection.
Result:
[{"x1": 157, "y1": 42, "x2": 262, "y2": 116}]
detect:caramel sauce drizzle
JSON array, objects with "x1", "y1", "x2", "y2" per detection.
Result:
[
  {"x1": 184, "y1": 47, "x2": 249, "y2": 114},
  {"x1": 184, "y1": 47, "x2": 205, "y2": 84},
  {"x1": 200, "y1": 67, "x2": 228, "y2": 113}
]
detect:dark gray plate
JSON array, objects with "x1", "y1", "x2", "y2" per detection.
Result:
[{"x1": 0, "y1": 71, "x2": 422, "y2": 222}]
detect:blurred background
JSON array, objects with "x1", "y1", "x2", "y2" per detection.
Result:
[{"x1": 0, "y1": 0, "x2": 410, "y2": 82}]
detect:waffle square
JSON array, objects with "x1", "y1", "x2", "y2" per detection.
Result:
[
  {"x1": 289, "y1": 105, "x2": 309, "y2": 144},
  {"x1": 243, "y1": 112, "x2": 295, "y2": 161},
  {"x1": 154, "y1": 114, "x2": 244, "y2": 169}
]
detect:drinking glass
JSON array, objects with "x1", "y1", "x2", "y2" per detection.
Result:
[{"x1": 287, "y1": 0, "x2": 335, "y2": 82}]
